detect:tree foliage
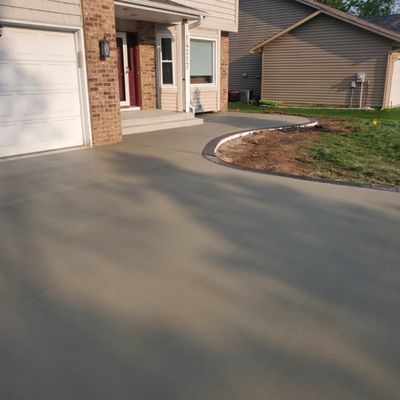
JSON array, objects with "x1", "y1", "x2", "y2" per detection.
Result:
[{"x1": 317, "y1": 0, "x2": 398, "y2": 16}]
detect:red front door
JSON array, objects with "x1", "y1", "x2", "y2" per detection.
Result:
[{"x1": 127, "y1": 33, "x2": 141, "y2": 108}]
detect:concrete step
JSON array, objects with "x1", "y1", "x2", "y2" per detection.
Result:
[
  {"x1": 122, "y1": 111, "x2": 199, "y2": 128},
  {"x1": 122, "y1": 116, "x2": 203, "y2": 135}
]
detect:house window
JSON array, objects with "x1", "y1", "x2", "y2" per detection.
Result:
[
  {"x1": 160, "y1": 36, "x2": 174, "y2": 85},
  {"x1": 190, "y1": 39, "x2": 215, "y2": 84}
]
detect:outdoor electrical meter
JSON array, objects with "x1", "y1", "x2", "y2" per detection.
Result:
[{"x1": 356, "y1": 72, "x2": 366, "y2": 83}]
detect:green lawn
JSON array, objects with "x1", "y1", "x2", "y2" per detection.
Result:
[
  {"x1": 229, "y1": 103, "x2": 400, "y2": 187},
  {"x1": 228, "y1": 102, "x2": 400, "y2": 121}
]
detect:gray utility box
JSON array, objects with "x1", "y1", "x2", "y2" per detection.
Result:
[{"x1": 239, "y1": 90, "x2": 250, "y2": 104}]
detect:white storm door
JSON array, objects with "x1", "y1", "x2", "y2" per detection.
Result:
[{"x1": 116, "y1": 32, "x2": 130, "y2": 107}]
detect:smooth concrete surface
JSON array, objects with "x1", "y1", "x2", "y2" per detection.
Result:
[
  {"x1": 121, "y1": 109, "x2": 203, "y2": 135},
  {"x1": 1, "y1": 112, "x2": 399, "y2": 400}
]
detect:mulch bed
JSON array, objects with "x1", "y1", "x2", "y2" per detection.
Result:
[{"x1": 215, "y1": 119, "x2": 356, "y2": 177}]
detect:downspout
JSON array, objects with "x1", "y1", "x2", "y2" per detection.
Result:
[{"x1": 183, "y1": 15, "x2": 205, "y2": 113}]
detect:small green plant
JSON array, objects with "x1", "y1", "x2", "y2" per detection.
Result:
[
  {"x1": 249, "y1": 95, "x2": 261, "y2": 106},
  {"x1": 259, "y1": 98, "x2": 283, "y2": 107}
]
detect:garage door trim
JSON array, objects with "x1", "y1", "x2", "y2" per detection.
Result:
[{"x1": 0, "y1": 18, "x2": 92, "y2": 155}]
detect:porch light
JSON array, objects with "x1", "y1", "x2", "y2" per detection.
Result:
[{"x1": 99, "y1": 37, "x2": 111, "y2": 59}]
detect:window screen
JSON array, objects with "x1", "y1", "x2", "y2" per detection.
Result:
[{"x1": 190, "y1": 39, "x2": 214, "y2": 84}]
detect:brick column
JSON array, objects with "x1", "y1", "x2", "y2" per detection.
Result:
[
  {"x1": 137, "y1": 21, "x2": 157, "y2": 110},
  {"x1": 81, "y1": 0, "x2": 123, "y2": 146},
  {"x1": 220, "y1": 32, "x2": 230, "y2": 112}
]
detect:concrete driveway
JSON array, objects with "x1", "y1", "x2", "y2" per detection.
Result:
[{"x1": 1, "y1": 112, "x2": 399, "y2": 400}]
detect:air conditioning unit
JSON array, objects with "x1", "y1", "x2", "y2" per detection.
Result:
[{"x1": 239, "y1": 90, "x2": 250, "y2": 104}]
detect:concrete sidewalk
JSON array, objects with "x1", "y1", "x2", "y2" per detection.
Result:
[{"x1": 0, "y1": 113, "x2": 399, "y2": 400}]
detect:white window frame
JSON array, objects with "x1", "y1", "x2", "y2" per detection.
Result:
[
  {"x1": 190, "y1": 36, "x2": 217, "y2": 87},
  {"x1": 157, "y1": 34, "x2": 176, "y2": 87}
]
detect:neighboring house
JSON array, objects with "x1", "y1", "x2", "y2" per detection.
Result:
[
  {"x1": 367, "y1": 14, "x2": 400, "y2": 34},
  {"x1": 0, "y1": 0, "x2": 238, "y2": 158},
  {"x1": 229, "y1": 0, "x2": 400, "y2": 109}
]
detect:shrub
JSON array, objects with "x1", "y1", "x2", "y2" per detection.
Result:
[{"x1": 259, "y1": 98, "x2": 283, "y2": 107}]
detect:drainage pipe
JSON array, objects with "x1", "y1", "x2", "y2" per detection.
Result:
[{"x1": 183, "y1": 15, "x2": 206, "y2": 113}]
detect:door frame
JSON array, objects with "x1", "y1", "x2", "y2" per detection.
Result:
[{"x1": 116, "y1": 31, "x2": 130, "y2": 107}]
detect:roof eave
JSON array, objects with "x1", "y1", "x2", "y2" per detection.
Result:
[
  {"x1": 250, "y1": 11, "x2": 321, "y2": 53},
  {"x1": 116, "y1": 0, "x2": 208, "y2": 19},
  {"x1": 295, "y1": 0, "x2": 400, "y2": 42}
]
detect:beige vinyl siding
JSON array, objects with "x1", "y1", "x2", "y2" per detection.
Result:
[
  {"x1": 0, "y1": 0, "x2": 82, "y2": 27},
  {"x1": 190, "y1": 86, "x2": 218, "y2": 112},
  {"x1": 190, "y1": 27, "x2": 220, "y2": 113},
  {"x1": 229, "y1": 0, "x2": 312, "y2": 95},
  {"x1": 160, "y1": 88, "x2": 179, "y2": 111},
  {"x1": 262, "y1": 14, "x2": 394, "y2": 108},
  {"x1": 177, "y1": 0, "x2": 238, "y2": 32}
]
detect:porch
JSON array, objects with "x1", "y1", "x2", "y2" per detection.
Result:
[
  {"x1": 114, "y1": 1, "x2": 206, "y2": 117},
  {"x1": 121, "y1": 109, "x2": 203, "y2": 135}
]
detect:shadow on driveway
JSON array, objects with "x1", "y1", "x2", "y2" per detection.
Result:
[{"x1": 0, "y1": 141, "x2": 399, "y2": 399}]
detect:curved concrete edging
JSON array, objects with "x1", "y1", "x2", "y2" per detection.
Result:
[
  {"x1": 202, "y1": 118, "x2": 400, "y2": 193},
  {"x1": 202, "y1": 118, "x2": 318, "y2": 159},
  {"x1": 213, "y1": 120, "x2": 319, "y2": 154}
]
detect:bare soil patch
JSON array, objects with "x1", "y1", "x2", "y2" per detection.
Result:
[{"x1": 216, "y1": 119, "x2": 358, "y2": 178}]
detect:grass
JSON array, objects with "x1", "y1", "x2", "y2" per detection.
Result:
[
  {"x1": 229, "y1": 103, "x2": 400, "y2": 187},
  {"x1": 228, "y1": 102, "x2": 400, "y2": 121}
]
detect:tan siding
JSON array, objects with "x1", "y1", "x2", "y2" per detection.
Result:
[
  {"x1": 190, "y1": 87, "x2": 218, "y2": 112},
  {"x1": 176, "y1": 0, "x2": 238, "y2": 32},
  {"x1": 0, "y1": 0, "x2": 82, "y2": 27},
  {"x1": 161, "y1": 89, "x2": 179, "y2": 111},
  {"x1": 261, "y1": 14, "x2": 394, "y2": 108},
  {"x1": 190, "y1": 28, "x2": 220, "y2": 112},
  {"x1": 229, "y1": 0, "x2": 312, "y2": 95}
]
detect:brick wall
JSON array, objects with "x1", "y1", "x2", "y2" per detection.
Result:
[
  {"x1": 220, "y1": 32, "x2": 230, "y2": 112},
  {"x1": 81, "y1": 0, "x2": 123, "y2": 146},
  {"x1": 137, "y1": 21, "x2": 157, "y2": 109}
]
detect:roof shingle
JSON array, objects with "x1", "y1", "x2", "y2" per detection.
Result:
[{"x1": 366, "y1": 14, "x2": 400, "y2": 34}]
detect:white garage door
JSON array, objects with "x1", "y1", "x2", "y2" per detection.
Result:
[
  {"x1": 0, "y1": 27, "x2": 85, "y2": 158},
  {"x1": 390, "y1": 56, "x2": 400, "y2": 108}
]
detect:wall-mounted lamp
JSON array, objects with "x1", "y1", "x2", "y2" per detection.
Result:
[{"x1": 99, "y1": 37, "x2": 110, "y2": 59}]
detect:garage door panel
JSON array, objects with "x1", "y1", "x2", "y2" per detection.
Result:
[
  {"x1": 0, "y1": 92, "x2": 81, "y2": 123},
  {"x1": 46, "y1": 64, "x2": 80, "y2": 89},
  {"x1": 0, "y1": 62, "x2": 43, "y2": 91},
  {"x1": 0, "y1": 118, "x2": 83, "y2": 157},
  {"x1": 43, "y1": 32, "x2": 77, "y2": 61},
  {"x1": 0, "y1": 62, "x2": 80, "y2": 92},
  {"x1": 0, "y1": 28, "x2": 77, "y2": 62},
  {"x1": 0, "y1": 26, "x2": 85, "y2": 157},
  {"x1": 0, "y1": 29, "x2": 40, "y2": 61}
]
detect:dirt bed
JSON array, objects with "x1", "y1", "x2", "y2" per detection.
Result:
[{"x1": 216, "y1": 119, "x2": 357, "y2": 177}]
